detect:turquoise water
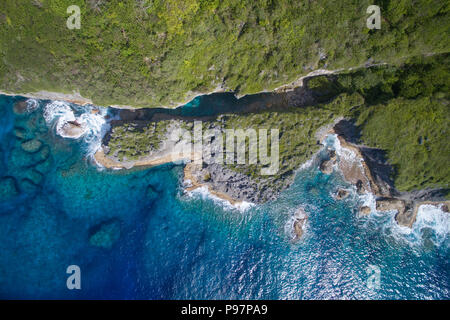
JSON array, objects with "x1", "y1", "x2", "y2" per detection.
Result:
[{"x1": 0, "y1": 95, "x2": 448, "y2": 299}]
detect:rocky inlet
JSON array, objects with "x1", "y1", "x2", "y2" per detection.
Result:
[{"x1": 321, "y1": 120, "x2": 449, "y2": 228}]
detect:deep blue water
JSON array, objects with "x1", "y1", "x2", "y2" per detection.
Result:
[{"x1": 0, "y1": 94, "x2": 448, "y2": 299}]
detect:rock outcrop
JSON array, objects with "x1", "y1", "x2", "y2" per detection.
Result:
[
  {"x1": 60, "y1": 121, "x2": 86, "y2": 138},
  {"x1": 328, "y1": 120, "x2": 449, "y2": 229},
  {"x1": 324, "y1": 120, "x2": 404, "y2": 219},
  {"x1": 183, "y1": 162, "x2": 261, "y2": 205},
  {"x1": 359, "y1": 206, "x2": 371, "y2": 216},
  {"x1": 375, "y1": 197, "x2": 413, "y2": 226},
  {"x1": 395, "y1": 201, "x2": 450, "y2": 228},
  {"x1": 333, "y1": 134, "x2": 393, "y2": 198},
  {"x1": 319, "y1": 159, "x2": 334, "y2": 174},
  {"x1": 319, "y1": 149, "x2": 336, "y2": 174},
  {"x1": 293, "y1": 207, "x2": 308, "y2": 240},
  {"x1": 394, "y1": 209, "x2": 417, "y2": 228},
  {"x1": 335, "y1": 188, "x2": 350, "y2": 200},
  {"x1": 376, "y1": 198, "x2": 407, "y2": 213}
]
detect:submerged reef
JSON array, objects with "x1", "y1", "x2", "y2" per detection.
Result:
[{"x1": 88, "y1": 219, "x2": 121, "y2": 249}]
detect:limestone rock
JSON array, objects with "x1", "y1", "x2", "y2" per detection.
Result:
[
  {"x1": 400, "y1": 201, "x2": 450, "y2": 228},
  {"x1": 376, "y1": 198, "x2": 406, "y2": 214},
  {"x1": 328, "y1": 149, "x2": 336, "y2": 161},
  {"x1": 293, "y1": 207, "x2": 308, "y2": 240},
  {"x1": 394, "y1": 209, "x2": 416, "y2": 228},
  {"x1": 319, "y1": 149, "x2": 336, "y2": 174},
  {"x1": 328, "y1": 121, "x2": 394, "y2": 198},
  {"x1": 319, "y1": 159, "x2": 334, "y2": 174},
  {"x1": 359, "y1": 206, "x2": 371, "y2": 216},
  {"x1": 60, "y1": 121, "x2": 86, "y2": 138},
  {"x1": 335, "y1": 188, "x2": 349, "y2": 200},
  {"x1": 334, "y1": 135, "x2": 372, "y2": 195}
]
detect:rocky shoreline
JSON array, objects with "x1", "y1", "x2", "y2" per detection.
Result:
[
  {"x1": 321, "y1": 119, "x2": 449, "y2": 228},
  {"x1": 93, "y1": 112, "x2": 448, "y2": 228},
  {"x1": 12, "y1": 63, "x2": 444, "y2": 228},
  {"x1": 183, "y1": 162, "x2": 247, "y2": 206},
  {"x1": 94, "y1": 117, "x2": 287, "y2": 204}
]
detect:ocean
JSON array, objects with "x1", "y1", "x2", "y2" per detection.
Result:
[{"x1": 0, "y1": 94, "x2": 448, "y2": 299}]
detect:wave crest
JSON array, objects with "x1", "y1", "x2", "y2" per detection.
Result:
[{"x1": 43, "y1": 100, "x2": 108, "y2": 155}]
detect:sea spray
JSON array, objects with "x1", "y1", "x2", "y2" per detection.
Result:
[
  {"x1": 42, "y1": 100, "x2": 109, "y2": 156},
  {"x1": 407, "y1": 204, "x2": 449, "y2": 247},
  {"x1": 25, "y1": 99, "x2": 39, "y2": 113},
  {"x1": 185, "y1": 185, "x2": 255, "y2": 212},
  {"x1": 321, "y1": 133, "x2": 449, "y2": 245}
]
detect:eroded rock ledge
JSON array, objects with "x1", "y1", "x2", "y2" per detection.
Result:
[
  {"x1": 94, "y1": 115, "x2": 448, "y2": 225},
  {"x1": 326, "y1": 120, "x2": 449, "y2": 228}
]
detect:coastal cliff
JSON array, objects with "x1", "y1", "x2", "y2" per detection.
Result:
[
  {"x1": 323, "y1": 120, "x2": 449, "y2": 228},
  {"x1": 87, "y1": 54, "x2": 448, "y2": 225},
  {"x1": 2, "y1": 1, "x2": 448, "y2": 108}
]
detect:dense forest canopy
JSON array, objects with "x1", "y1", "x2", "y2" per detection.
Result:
[{"x1": 0, "y1": 0, "x2": 448, "y2": 107}]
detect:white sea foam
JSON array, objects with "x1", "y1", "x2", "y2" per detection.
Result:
[
  {"x1": 410, "y1": 204, "x2": 449, "y2": 246},
  {"x1": 43, "y1": 100, "x2": 108, "y2": 156},
  {"x1": 299, "y1": 157, "x2": 314, "y2": 170},
  {"x1": 234, "y1": 201, "x2": 255, "y2": 212},
  {"x1": 329, "y1": 133, "x2": 360, "y2": 164},
  {"x1": 324, "y1": 133, "x2": 448, "y2": 247},
  {"x1": 416, "y1": 204, "x2": 449, "y2": 231},
  {"x1": 26, "y1": 99, "x2": 39, "y2": 112},
  {"x1": 367, "y1": 203, "x2": 449, "y2": 248},
  {"x1": 186, "y1": 185, "x2": 255, "y2": 212},
  {"x1": 359, "y1": 192, "x2": 377, "y2": 214},
  {"x1": 43, "y1": 100, "x2": 75, "y2": 126}
]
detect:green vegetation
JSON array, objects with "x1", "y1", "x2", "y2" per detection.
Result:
[
  {"x1": 327, "y1": 54, "x2": 449, "y2": 192},
  {"x1": 347, "y1": 55, "x2": 449, "y2": 192},
  {"x1": 356, "y1": 97, "x2": 449, "y2": 192},
  {"x1": 221, "y1": 93, "x2": 363, "y2": 184},
  {"x1": 306, "y1": 53, "x2": 450, "y2": 104},
  {"x1": 106, "y1": 121, "x2": 169, "y2": 161},
  {"x1": 222, "y1": 54, "x2": 450, "y2": 193},
  {"x1": 0, "y1": 0, "x2": 448, "y2": 107},
  {"x1": 103, "y1": 54, "x2": 449, "y2": 194}
]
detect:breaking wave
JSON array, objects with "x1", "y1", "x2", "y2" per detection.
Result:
[
  {"x1": 402, "y1": 204, "x2": 449, "y2": 247},
  {"x1": 323, "y1": 133, "x2": 448, "y2": 247},
  {"x1": 42, "y1": 100, "x2": 109, "y2": 156},
  {"x1": 185, "y1": 185, "x2": 255, "y2": 212}
]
